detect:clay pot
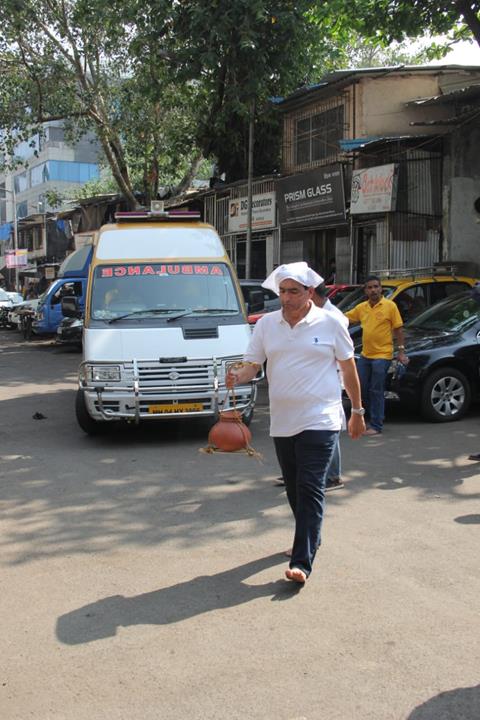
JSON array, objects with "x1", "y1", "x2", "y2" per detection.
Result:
[{"x1": 208, "y1": 410, "x2": 252, "y2": 452}]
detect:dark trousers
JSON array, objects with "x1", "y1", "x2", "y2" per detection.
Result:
[{"x1": 274, "y1": 430, "x2": 338, "y2": 577}]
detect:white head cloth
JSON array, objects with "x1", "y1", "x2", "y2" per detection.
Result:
[{"x1": 262, "y1": 261, "x2": 324, "y2": 295}]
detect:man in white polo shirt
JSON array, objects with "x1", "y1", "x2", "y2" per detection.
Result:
[{"x1": 227, "y1": 262, "x2": 365, "y2": 584}]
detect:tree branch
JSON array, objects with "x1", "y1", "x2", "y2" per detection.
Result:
[{"x1": 455, "y1": 0, "x2": 480, "y2": 47}]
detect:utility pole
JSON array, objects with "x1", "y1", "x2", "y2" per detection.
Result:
[
  {"x1": 12, "y1": 182, "x2": 19, "y2": 291},
  {"x1": 245, "y1": 99, "x2": 255, "y2": 280}
]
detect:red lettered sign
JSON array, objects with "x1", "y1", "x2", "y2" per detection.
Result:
[{"x1": 98, "y1": 263, "x2": 226, "y2": 278}]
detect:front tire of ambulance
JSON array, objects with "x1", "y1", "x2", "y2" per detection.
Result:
[{"x1": 75, "y1": 389, "x2": 105, "y2": 435}]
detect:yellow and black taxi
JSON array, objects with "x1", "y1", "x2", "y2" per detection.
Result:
[{"x1": 337, "y1": 266, "x2": 479, "y2": 341}]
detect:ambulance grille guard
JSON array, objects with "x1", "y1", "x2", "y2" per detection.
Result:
[{"x1": 79, "y1": 356, "x2": 261, "y2": 423}]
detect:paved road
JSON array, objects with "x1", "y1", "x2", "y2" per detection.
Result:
[{"x1": 1, "y1": 330, "x2": 479, "y2": 720}]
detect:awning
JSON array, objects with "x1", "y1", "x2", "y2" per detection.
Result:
[
  {"x1": 339, "y1": 136, "x2": 383, "y2": 151},
  {"x1": 339, "y1": 134, "x2": 436, "y2": 152},
  {"x1": 17, "y1": 264, "x2": 38, "y2": 275}
]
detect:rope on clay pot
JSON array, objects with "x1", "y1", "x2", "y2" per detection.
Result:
[{"x1": 200, "y1": 362, "x2": 263, "y2": 461}]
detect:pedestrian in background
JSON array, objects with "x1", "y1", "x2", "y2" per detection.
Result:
[
  {"x1": 345, "y1": 275, "x2": 408, "y2": 436},
  {"x1": 312, "y1": 282, "x2": 350, "y2": 489},
  {"x1": 227, "y1": 262, "x2": 365, "y2": 584}
]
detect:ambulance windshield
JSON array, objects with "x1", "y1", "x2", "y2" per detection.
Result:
[{"x1": 90, "y1": 262, "x2": 241, "y2": 321}]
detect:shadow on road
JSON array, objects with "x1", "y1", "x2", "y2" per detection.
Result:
[
  {"x1": 454, "y1": 514, "x2": 480, "y2": 524},
  {"x1": 56, "y1": 552, "x2": 300, "y2": 645},
  {"x1": 1, "y1": 329, "x2": 480, "y2": 567},
  {"x1": 407, "y1": 684, "x2": 480, "y2": 719}
]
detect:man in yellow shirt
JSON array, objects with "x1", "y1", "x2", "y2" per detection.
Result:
[{"x1": 345, "y1": 276, "x2": 408, "y2": 435}]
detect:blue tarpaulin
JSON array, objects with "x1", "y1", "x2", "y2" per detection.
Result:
[{"x1": 0, "y1": 223, "x2": 12, "y2": 242}]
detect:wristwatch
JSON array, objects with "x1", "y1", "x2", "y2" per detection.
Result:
[{"x1": 351, "y1": 407, "x2": 366, "y2": 416}]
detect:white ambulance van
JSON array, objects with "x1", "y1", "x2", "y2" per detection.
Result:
[{"x1": 68, "y1": 206, "x2": 262, "y2": 434}]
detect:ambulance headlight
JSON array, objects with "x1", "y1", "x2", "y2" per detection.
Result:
[{"x1": 87, "y1": 365, "x2": 121, "y2": 382}]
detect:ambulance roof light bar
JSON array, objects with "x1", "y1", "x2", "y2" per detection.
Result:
[{"x1": 114, "y1": 201, "x2": 201, "y2": 222}]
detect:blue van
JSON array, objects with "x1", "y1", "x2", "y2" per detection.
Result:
[{"x1": 33, "y1": 245, "x2": 93, "y2": 336}]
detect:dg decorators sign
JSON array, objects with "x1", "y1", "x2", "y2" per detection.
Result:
[
  {"x1": 228, "y1": 192, "x2": 276, "y2": 233},
  {"x1": 276, "y1": 165, "x2": 346, "y2": 227}
]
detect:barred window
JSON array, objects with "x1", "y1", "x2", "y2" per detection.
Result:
[{"x1": 295, "y1": 106, "x2": 344, "y2": 166}]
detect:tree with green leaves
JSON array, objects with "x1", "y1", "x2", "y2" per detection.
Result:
[
  {"x1": 133, "y1": 1, "x2": 325, "y2": 181},
  {"x1": 313, "y1": 0, "x2": 480, "y2": 54},
  {"x1": 0, "y1": 0, "x2": 207, "y2": 208},
  {"x1": 2, "y1": 0, "x2": 476, "y2": 211},
  {"x1": 0, "y1": 0, "x2": 326, "y2": 206}
]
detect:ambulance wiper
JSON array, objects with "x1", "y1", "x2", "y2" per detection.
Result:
[
  {"x1": 166, "y1": 308, "x2": 238, "y2": 323},
  {"x1": 108, "y1": 308, "x2": 185, "y2": 324}
]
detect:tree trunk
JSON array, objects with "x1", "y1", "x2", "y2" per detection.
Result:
[
  {"x1": 174, "y1": 151, "x2": 204, "y2": 196},
  {"x1": 96, "y1": 133, "x2": 139, "y2": 210}
]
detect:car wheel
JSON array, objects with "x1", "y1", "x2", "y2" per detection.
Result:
[
  {"x1": 23, "y1": 316, "x2": 33, "y2": 341},
  {"x1": 75, "y1": 389, "x2": 106, "y2": 435},
  {"x1": 421, "y1": 367, "x2": 471, "y2": 422}
]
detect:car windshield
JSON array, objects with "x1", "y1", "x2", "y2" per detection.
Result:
[
  {"x1": 7, "y1": 292, "x2": 23, "y2": 304},
  {"x1": 336, "y1": 287, "x2": 365, "y2": 311},
  {"x1": 336, "y1": 284, "x2": 396, "y2": 312},
  {"x1": 406, "y1": 292, "x2": 480, "y2": 332},
  {"x1": 329, "y1": 287, "x2": 358, "y2": 306},
  {"x1": 90, "y1": 262, "x2": 242, "y2": 321}
]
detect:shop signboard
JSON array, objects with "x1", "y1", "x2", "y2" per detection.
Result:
[
  {"x1": 228, "y1": 192, "x2": 276, "y2": 233},
  {"x1": 5, "y1": 249, "x2": 28, "y2": 268},
  {"x1": 350, "y1": 163, "x2": 398, "y2": 214},
  {"x1": 276, "y1": 165, "x2": 345, "y2": 227}
]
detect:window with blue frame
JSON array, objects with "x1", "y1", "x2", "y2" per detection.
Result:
[
  {"x1": 48, "y1": 160, "x2": 99, "y2": 183},
  {"x1": 31, "y1": 163, "x2": 50, "y2": 186},
  {"x1": 30, "y1": 160, "x2": 99, "y2": 185}
]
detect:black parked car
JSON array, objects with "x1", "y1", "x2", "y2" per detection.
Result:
[
  {"x1": 56, "y1": 315, "x2": 83, "y2": 349},
  {"x1": 382, "y1": 289, "x2": 480, "y2": 422},
  {"x1": 239, "y1": 279, "x2": 280, "y2": 313}
]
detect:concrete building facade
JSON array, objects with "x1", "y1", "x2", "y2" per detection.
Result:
[
  {"x1": 277, "y1": 65, "x2": 480, "y2": 282},
  {"x1": 0, "y1": 122, "x2": 100, "y2": 289}
]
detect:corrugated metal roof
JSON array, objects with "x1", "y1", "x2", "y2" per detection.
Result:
[
  {"x1": 406, "y1": 83, "x2": 480, "y2": 107},
  {"x1": 276, "y1": 65, "x2": 480, "y2": 108}
]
